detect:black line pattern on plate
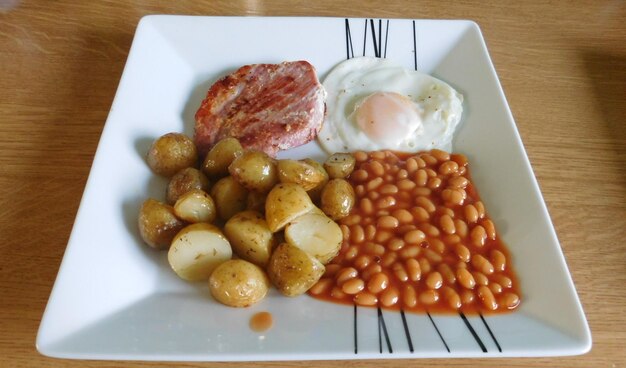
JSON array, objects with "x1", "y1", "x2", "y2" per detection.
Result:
[
  {"x1": 384, "y1": 19, "x2": 389, "y2": 58},
  {"x1": 400, "y1": 309, "x2": 414, "y2": 353},
  {"x1": 460, "y1": 313, "x2": 487, "y2": 352},
  {"x1": 362, "y1": 19, "x2": 367, "y2": 56},
  {"x1": 377, "y1": 307, "x2": 393, "y2": 353},
  {"x1": 427, "y1": 312, "x2": 451, "y2": 352},
  {"x1": 345, "y1": 19, "x2": 354, "y2": 60},
  {"x1": 353, "y1": 304, "x2": 358, "y2": 354},
  {"x1": 480, "y1": 313, "x2": 502, "y2": 352},
  {"x1": 412, "y1": 20, "x2": 418, "y2": 70}
]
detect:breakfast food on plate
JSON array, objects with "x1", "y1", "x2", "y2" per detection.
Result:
[
  {"x1": 138, "y1": 199, "x2": 185, "y2": 249},
  {"x1": 317, "y1": 57, "x2": 463, "y2": 153},
  {"x1": 308, "y1": 150, "x2": 520, "y2": 312},
  {"x1": 267, "y1": 242, "x2": 325, "y2": 297},
  {"x1": 147, "y1": 133, "x2": 198, "y2": 177},
  {"x1": 194, "y1": 61, "x2": 326, "y2": 157},
  {"x1": 209, "y1": 259, "x2": 270, "y2": 307},
  {"x1": 166, "y1": 167, "x2": 210, "y2": 204}
]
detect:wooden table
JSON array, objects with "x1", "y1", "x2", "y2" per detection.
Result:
[{"x1": 1, "y1": 1, "x2": 624, "y2": 367}]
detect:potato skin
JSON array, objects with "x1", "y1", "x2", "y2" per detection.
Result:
[
  {"x1": 202, "y1": 137, "x2": 244, "y2": 178},
  {"x1": 321, "y1": 178, "x2": 355, "y2": 220},
  {"x1": 324, "y1": 153, "x2": 356, "y2": 179},
  {"x1": 210, "y1": 176, "x2": 249, "y2": 221},
  {"x1": 166, "y1": 167, "x2": 210, "y2": 204},
  {"x1": 265, "y1": 183, "x2": 315, "y2": 232},
  {"x1": 209, "y1": 259, "x2": 270, "y2": 307},
  {"x1": 224, "y1": 210, "x2": 275, "y2": 267},
  {"x1": 173, "y1": 189, "x2": 217, "y2": 223},
  {"x1": 277, "y1": 159, "x2": 325, "y2": 191},
  {"x1": 138, "y1": 199, "x2": 186, "y2": 249},
  {"x1": 147, "y1": 133, "x2": 198, "y2": 177},
  {"x1": 267, "y1": 242, "x2": 325, "y2": 296},
  {"x1": 302, "y1": 158, "x2": 329, "y2": 203},
  {"x1": 228, "y1": 151, "x2": 278, "y2": 193}
]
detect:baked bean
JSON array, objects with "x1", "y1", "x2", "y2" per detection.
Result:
[
  {"x1": 438, "y1": 264, "x2": 456, "y2": 284},
  {"x1": 377, "y1": 215, "x2": 399, "y2": 229},
  {"x1": 379, "y1": 184, "x2": 398, "y2": 194},
  {"x1": 429, "y1": 238, "x2": 445, "y2": 254},
  {"x1": 420, "y1": 154, "x2": 438, "y2": 166},
  {"x1": 345, "y1": 246, "x2": 359, "y2": 260},
  {"x1": 454, "y1": 243, "x2": 471, "y2": 262},
  {"x1": 367, "y1": 272, "x2": 389, "y2": 293},
  {"x1": 464, "y1": 204, "x2": 479, "y2": 223},
  {"x1": 405, "y1": 157, "x2": 419, "y2": 173},
  {"x1": 340, "y1": 224, "x2": 350, "y2": 241},
  {"x1": 443, "y1": 233, "x2": 461, "y2": 246},
  {"x1": 475, "y1": 201, "x2": 485, "y2": 218},
  {"x1": 451, "y1": 153, "x2": 468, "y2": 167},
  {"x1": 354, "y1": 255, "x2": 372, "y2": 270},
  {"x1": 419, "y1": 290, "x2": 440, "y2": 305},
  {"x1": 449, "y1": 176, "x2": 469, "y2": 189},
  {"x1": 415, "y1": 169, "x2": 428, "y2": 186},
  {"x1": 396, "y1": 169, "x2": 408, "y2": 180},
  {"x1": 470, "y1": 225, "x2": 487, "y2": 247},
  {"x1": 415, "y1": 157, "x2": 427, "y2": 168},
  {"x1": 375, "y1": 230, "x2": 393, "y2": 243},
  {"x1": 427, "y1": 177, "x2": 442, "y2": 189},
  {"x1": 351, "y1": 169, "x2": 368, "y2": 182},
  {"x1": 489, "y1": 282, "x2": 503, "y2": 294},
  {"x1": 354, "y1": 184, "x2": 366, "y2": 197},
  {"x1": 418, "y1": 257, "x2": 432, "y2": 273},
  {"x1": 404, "y1": 229, "x2": 426, "y2": 244},
  {"x1": 472, "y1": 255, "x2": 495, "y2": 275},
  {"x1": 410, "y1": 206, "x2": 430, "y2": 222},
  {"x1": 430, "y1": 149, "x2": 450, "y2": 162},
  {"x1": 342, "y1": 214, "x2": 361, "y2": 226},
  {"x1": 472, "y1": 271, "x2": 489, "y2": 286},
  {"x1": 455, "y1": 219, "x2": 469, "y2": 238},
  {"x1": 458, "y1": 166, "x2": 467, "y2": 175},
  {"x1": 364, "y1": 224, "x2": 376, "y2": 241},
  {"x1": 402, "y1": 285, "x2": 418, "y2": 307},
  {"x1": 380, "y1": 287, "x2": 399, "y2": 307},
  {"x1": 438, "y1": 161, "x2": 459, "y2": 175},
  {"x1": 381, "y1": 252, "x2": 398, "y2": 268},
  {"x1": 405, "y1": 258, "x2": 422, "y2": 281},
  {"x1": 370, "y1": 151, "x2": 385, "y2": 160},
  {"x1": 392, "y1": 262, "x2": 409, "y2": 282},
  {"x1": 460, "y1": 289, "x2": 475, "y2": 305},
  {"x1": 385, "y1": 150, "x2": 399, "y2": 163},
  {"x1": 353, "y1": 151, "x2": 368, "y2": 162},
  {"x1": 457, "y1": 268, "x2": 476, "y2": 289},
  {"x1": 441, "y1": 188, "x2": 465, "y2": 206},
  {"x1": 350, "y1": 225, "x2": 365, "y2": 243},
  {"x1": 426, "y1": 271, "x2": 443, "y2": 289},
  {"x1": 492, "y1": 274, "x2": 512, "y2": 288},
  {"x1": 456, "y1": 260, "x2": 468, "y2": 269},
  {"x1": 424, "y1": 248, "x2": 443, "y2": 263},
  {"x1": 399, "y1": 245, "x2": 421, "y2": 259},
  {"x1": 370, "y1": 161, "x2": 385, "y2": 176},
  {"x1": 331, "y1": 286, "x2": 346, "y2": 299},
  {"x1": 499, "y1": 292, "x2": 520, "y2": 309},
  {"x1": 491, "y1": 249, "x2": 506, "y2": 271},
  {"x1": 309, "y1": 278, "x2": 333, "y2": 295},
  {"x1": 336, "y1": 267, "x2": 358, "y2": 285},
  {"x1": 361, "y1": 264, "x2": 382, "y2": 281},
  {"x1": 482, "y1": 219, "x2": 496, "y2": 240},
  {"x1": 324, "y1": 264, "x2": 341, "y2": 278},
  {"x1": 354, "y1": 292, "x2": 378, "y2": 306},
  {"x1": 442, "y1": 287, "x2": 462, "y2": 309},
  {"x1": 397, "y1": 191, "x2": 412, "y2": 203},
  {"x1": 392, "y1": 209, "x2": 413, "y2": 224},
  {"x1": 366, "y1": 177, "x2": 383, "y2": 191},
  {"x1": 439, "y1": 214, "x2": 456, "y2": 234},
  {"x1": 419, "y1": 223, "x2": 440, "y2": 237},
  {"x1": 413, "y1": 187, "x2": 432, "y2": 197},
  {"x1": 438, "y1": 207, "x2": 455, "y2": 217},
  {"x1": 363, "y1": 242, "x2": 385, "y2": 256},
  {"x1": 477, "y1": 285, "x2": 497, "y2": 310},
  {"x1": 376, "y1": 196, "x2": 396, "y2": 209},
  {"x1": 342, "y1": 278, "x2": 365, "y2": 294},
  {"x1": 425, "y1": 168, "x2": 437, "y2": 178},
  {"x1": 367, "y1": 189, "x2": 380, "y2": 200},
  {"x1": 384, "y1": 174, "x2": 394, "y2": 182},
  {"x1": 397, "y1": 179, "x2": 416, "y2": 190},
  {"x1": 387, "y1": 238, "x2": 405, "y2": 251}
]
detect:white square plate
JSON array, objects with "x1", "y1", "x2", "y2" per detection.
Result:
[{"x1": 37, "y1": 16, "x2": 591, "y2": 361}]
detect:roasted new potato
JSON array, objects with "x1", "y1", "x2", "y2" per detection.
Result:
[
  {"x1": 324, "y1": 153, "x2": 356, "y2": 179},
  {"x1": 173, "y1": 189, "x2": 216, "y2": 223},
  {"x1": 321, "y1": 178, "x2": 355, "y2": 220},
  {"x1": 202, "y1": 137, "x2": 244, "y2": 178},
  {"x1": 246, "y1": 190, "x2": 266, "y2": 213},
  {"x1": 277, "y1": 159, "x2": 326, "y2": 191},
  {"x1": 167, "y1": 223, "x2": 232, "y2": 281},
  {"x1": 138, "y1": 199, "x2": 186, "y2": 250},
  {"x1": 284, "y1": 213, "x2": 343, "y2": 264},
  {"x1": 210, "y1": 176, "x2": 248, "y2": 221},
  {"x1": 209, "y1": 259, "x2": 270, "y2": 307},
  {"x1": 267, "y1": 242, "x2": 325, "y2": 296},
  {"x1": 302, "y1": 158, "x2": 329, "y2": 203},
  {"x1": 228, "y1": 151, "x2": 278, "y2": 193},
  {"x1": 265, "y1": 183, "x2": 315, "y2": 232},
  {"x1": 224, "y1": 211, "x2": 275, "y2": 267},
  {"x1": 146, "y1": 133, "x2": 198, "y2": 177},
  {"x1": 166, "y1": 167, "x2": 210, "y2": 204}
]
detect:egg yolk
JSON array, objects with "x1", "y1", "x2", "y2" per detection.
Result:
[{"x1": 355, "y1": 92, "x2": 423, "y2": 146}]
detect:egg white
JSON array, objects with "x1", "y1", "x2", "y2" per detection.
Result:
[{"x1": 317, "y1": 57, "x2": 464, "y2": 153}]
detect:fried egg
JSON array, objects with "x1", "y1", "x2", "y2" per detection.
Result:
[{"x1": 318, "y1": 57, "x2": 463, "y2": 153}]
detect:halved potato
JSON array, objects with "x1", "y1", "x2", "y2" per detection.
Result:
[
  {"x1": 202, "y1": 137, "x2": 244, "y2": 178},
  {"x1": 166, "y1": 167, "x2": 210, "y2": 204},
  {"x1": 284, "y1": 213, "x2": 343, "y2": 264},
  {"x1": 209, "y1": 259, "x2": 270, "y2": 307},
  {"x1": 324, "y1": 153, "x2": 356, "y2": 179},
  {"x1": 146, "y1": 133, "x2": 197, "y2": 177},
  {"x1": 267, "y1": 242, "x2": 325, "y2": 296},
  {"x1": 302, "y1": 158, "x2": 329, "y2": 203},
  {"x1": 167, "y1": 223, "x2": 232, "y2": 281},
  {"x1": 173, "y1": 189, "x2": 216, "y2": 223},
  {"x1": 265, "y1": 183, "x2": 315, "y2": 232},
  {"x1": 277, "y1": 159, "x2": 326, "y2": 191},
  {"x1": 210, "y1": 176, "x2": 248, "y2": 221},
  {"x1": 138, "y1": 199, "x2": 185, "y2": 250},
  {"x1": 228, "y1": 151, "x2": 278, "y2": 193},
  {"x1": 223, "y1": 210, "x2": 275, "y2": 267},
  {"x1": 321, "y1": 178, "x2": 355, "y2": 220}
]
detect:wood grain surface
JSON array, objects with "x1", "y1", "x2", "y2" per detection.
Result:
[{"x1": 1, "y1": 1, "x2": 624, "y2": 367}]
